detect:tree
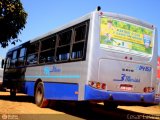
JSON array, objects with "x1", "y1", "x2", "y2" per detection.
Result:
[{"x1": 0, "y1": 0, "x2": 27, "y2": 48}]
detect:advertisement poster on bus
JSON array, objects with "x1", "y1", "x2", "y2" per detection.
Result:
[{"x1": 100, "y1": 16, "x2": 154, "y2": 56}]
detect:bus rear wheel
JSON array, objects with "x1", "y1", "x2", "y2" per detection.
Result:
[{"x1": 35, "y1": 82, "x2": 48, "y2": 108}]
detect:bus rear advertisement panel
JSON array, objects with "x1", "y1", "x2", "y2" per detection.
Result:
[{"x1": 100, "y1": 16, "x2": 153, "y2": 57}]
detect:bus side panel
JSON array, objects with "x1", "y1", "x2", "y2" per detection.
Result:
[
  {"x1": 24, "y1": 61, "x2": 88, "y2": 100},
  {"x1": 44, "y1": 82, "x2": 78, "y2": 100},
  {"x1": 23, "y1": 81, "x2": 35, "y2": 96}
]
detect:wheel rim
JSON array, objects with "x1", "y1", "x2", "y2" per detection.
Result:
[{"x1": 36, "y1": 85, "x2": 43, "y2": 104}]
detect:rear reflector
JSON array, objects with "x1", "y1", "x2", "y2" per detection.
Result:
[
  {"x1": 89, "y1": 81, "x2": 106, "y2": 90},
  {"x1": 143, "y1": 87, "x2": 154, "y2": 93}
]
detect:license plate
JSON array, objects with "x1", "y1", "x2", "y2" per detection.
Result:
[{"x1": 120, "y1": 84, "x2": 133, "y2": 91}]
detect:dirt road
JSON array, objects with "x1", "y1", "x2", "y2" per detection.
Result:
[{"x1": 0, "y1": 92, "x2": 160, "y2": 120}]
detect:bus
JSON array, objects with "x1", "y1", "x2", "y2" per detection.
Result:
[{"x1": 1, "y1": 8, "x2": 160, "y2": 108}]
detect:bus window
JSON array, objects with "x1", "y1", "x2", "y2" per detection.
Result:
[
  {"x1": 10, "y1": 50, "x2": 18, "y2": 68},
  {"x1": 59, "y1": 30, "x2": 72, "y2": 46},
  {"x1": 56, "y1": 46, "x2": 70, "y2": 61},
  {"x1": 19, "y1": 48, "x2": 26, "y2": 57},
  {"x1": 40, "y1": 50, "x2": 55, "y2": 63},
  {"x1": 18, "y1": 48, "x2": 26, "y2": 66},
  {"x1": 5, "y1": 52, "x2": 12, "y2": 69},
  {"x1": 71, "y1": 23, "x2": 88, "y2": 60},
  {"x1": 75, "y1": 24, "x2": 87, "y2": 42},
  {"x1": 28, "y1": 42, "x2": 39, "y2": 54},
  {"x1": 56, "y1": 29, "x2": 72, "y2": 62},
  {"x1": 41, "y1": 36, "x2": 56, "y2": 51},
  {"x1": 12, "y1": 51, "x2": 17, "y2": 60},
  {"x1": 71, "y1": 42, "x2": 84, "y2": 59},
  {"x1": 27, "y1": 54, "x2": 38, "y2": 65},
  {"x1": 39, "y1": 36, "x2": 56, "y2": 64},
  {"x1": 26, "y1": 42, "x2": 39, "y2": 65}
]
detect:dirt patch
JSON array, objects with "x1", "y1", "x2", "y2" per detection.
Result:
[
  {"x1": 0, "y1": 92, "x2": 160, "y2": 120},
  {"x1": 0, "y1": 92, "x2": 63, "y2": 114}
]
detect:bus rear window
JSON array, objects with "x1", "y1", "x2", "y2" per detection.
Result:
[{"x1": 100, "y1": 16, "x2": 154, "y2": 57}]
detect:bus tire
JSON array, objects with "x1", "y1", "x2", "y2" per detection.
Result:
[
  {"x1": 35, "y1": 82, "x2": 48, "y2": 108},
  {"x1": 10, "y1": 88, "x2": 16, "y2": 97},
  {"x1": 103, "y1": 101, "x2": 118, "y2": 110}
]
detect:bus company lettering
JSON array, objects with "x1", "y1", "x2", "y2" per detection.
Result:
[
  {"x1": 114, "y1": 74, "x2": 140, "y2": 83},
  {"x1": 43, "y1": 66, "x2": 61, "y2": 75},
  {"x1": 121, "y1": 74, "x2": 140, "y2": 82}
]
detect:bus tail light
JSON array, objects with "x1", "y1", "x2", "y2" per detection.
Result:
[
  {"x1": 101, "y1": 83, "x2": 106, "y2": 89},
  {"x1": 143, "y1": 87, "x2": 154, "y2": 93},
  {"x1": 88, "y1": 81, "x2": 106, "y2": 90},
  {"x1": 96, "y1": 82, "x2": 101, "y2": 89}
]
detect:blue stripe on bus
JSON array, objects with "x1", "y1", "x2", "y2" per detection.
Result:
[
  {"x1": 85, "y1": 85, "x2": 155, "y2": 103},
  {"x1": 23, "y1": 81, "x2": 78, "y2": 100},
  {"x1": 44, "y1": 82, "x2": 78, "y2": 100},
  {"x1": 25, "y1": 75, "x2": 80, "y2": 79}
]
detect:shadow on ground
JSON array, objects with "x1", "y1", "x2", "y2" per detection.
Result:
[
  {"x1": 0, "y1": 92, "x2": 34, "y2": 103},
  {"x1": 48, "y1": 101, "x2": 159, "y2": 120},
  {"x1": 0, "y1": 92, "x2": 159, "y2": 120}
]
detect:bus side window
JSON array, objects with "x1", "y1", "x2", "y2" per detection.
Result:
[
  {"x1": 5, "y1": 52, "x2": 12, "y2": 69},
  {"x1": 26, "y1": 42, "x2": 39, "y2": 65},
  {"x1": 75, "y1": 24, "x2": 87, "y2": 42},
  {"x1": 39, "y1": 35, "x2": 56, "y2": 64},
  {"x1": 56, "y1": 30, "x2": 72, "y2": 62},
  {"x1": 71, "y1": 23, "x2": 88, "y2": 60},
  {"x1": 11, "y1": 50, "x2": 18, "y2": 68},
  {"x1": 27, "y1": 54, "x2": 38, "y2": 65},
  {"x1": 18, "y1": 48, "x2": 26, "y2": 66},
  {"x1": 56, "y1": 46, "x2": 70, "y2": 61}
]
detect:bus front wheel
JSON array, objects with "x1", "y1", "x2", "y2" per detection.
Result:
[
  {"x1": 10, "y1": 88, "x2": 16, "y2": 97},
  {"x1": 35, "y1": 82, "x2": 48, "y2": 108}
]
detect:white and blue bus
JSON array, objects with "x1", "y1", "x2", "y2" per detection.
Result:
[{"x1": 1, "y1": 9, "x2": 160, "y2": 108}]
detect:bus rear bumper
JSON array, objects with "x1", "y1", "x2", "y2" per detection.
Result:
[{"x1": 85, "y1": 85, "x2": 160, "y2": 105}]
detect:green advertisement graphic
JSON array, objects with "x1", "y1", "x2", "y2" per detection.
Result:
[{"x1": 100, "y1": 16, "x2": 154, "y2": 56}]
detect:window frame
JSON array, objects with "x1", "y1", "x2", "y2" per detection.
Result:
[
  {"x1": 55, "y1": 28, "x2": 73, "y2": 63},
  {"x1": 39, "y1": 35, "x2": 57, "y2": 64},
  {"x1": 26, "y1": 41, "x2": 40, "y2": 66},
  {"x1": 70, "y1": 21, "x2": 89, "y2": 61}
]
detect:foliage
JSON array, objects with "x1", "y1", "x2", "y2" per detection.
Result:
[{"x1": 0, "y1": 0, "x2": 27, "y2": 47}]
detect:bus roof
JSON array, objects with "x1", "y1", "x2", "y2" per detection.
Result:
[
  {"x1": 30, "y1": 11, "x2": 155, "y2": 43},
  {"x1": 7, "y1": 11, "x2": 156, "y2": 53}
]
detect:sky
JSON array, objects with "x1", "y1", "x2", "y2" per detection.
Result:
[{"x1": 0, "y1": 0, "x2": 160, "y2": 58}]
